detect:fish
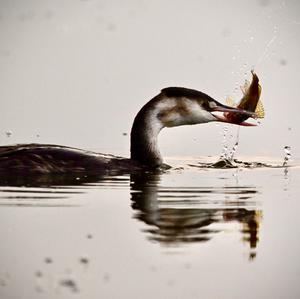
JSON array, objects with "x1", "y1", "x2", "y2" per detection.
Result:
[{"x1": 223, "y1": 71, "x2": 265, "y2": 124}]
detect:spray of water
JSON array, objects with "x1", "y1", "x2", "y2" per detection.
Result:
[
  {"x1": 219, "y1": 126, "x2": 240, "y2": 163},
  {"x1": 220, "y1": 126, "x2": 229, "y2": 159},
  {"x1": 255, "y1": 34, "x2": 277, "y2": 67},
  {"x1": 283, "y1": 145, "x2": 291, "y2": 167},
  {"x1": 228, "y1": 127, "x2": 240, "y2": 161}
]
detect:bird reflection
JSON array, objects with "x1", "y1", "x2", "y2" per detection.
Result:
[
  {"x1": 130, "y1": 172, "x2": 261, "y2": 260},
  {"x1": 0, "y1": 168, "x2": 261, "y2": 260}
]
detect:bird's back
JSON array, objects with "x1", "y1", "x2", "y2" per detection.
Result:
[{"x1": 0, "y1": 143, "x2": 131, "y2": 176}]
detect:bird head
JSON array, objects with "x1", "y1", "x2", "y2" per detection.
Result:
[{"x1": 158, "y1": 87, "x2": 255, "y2": 127}]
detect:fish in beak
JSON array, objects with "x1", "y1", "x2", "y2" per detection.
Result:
[
  {"x1": 223, "y1": 71, "x2": 265, "y2": 125},
  {"x1": 210, "y1": 101, "x2": 257, "y2": 126}
]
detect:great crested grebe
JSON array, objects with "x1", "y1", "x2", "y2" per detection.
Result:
[{"x1": 0, "y1": 87, "x2": 254, "y2": 175}]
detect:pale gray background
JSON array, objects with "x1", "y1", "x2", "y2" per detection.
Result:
[
  {"x1": 1, "y1": 2, "x2": 300, "y2": 298},
  {"x1": 1, "y1": 0, "x2": 299, "y2": 160}
]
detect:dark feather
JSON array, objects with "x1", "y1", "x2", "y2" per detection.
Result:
[
  {"x1": 161, "y1": 87, "x2": 216, "y2": 102},
  {"x1": 0, "y1": 144, "x2": 136, "y2": 176}
]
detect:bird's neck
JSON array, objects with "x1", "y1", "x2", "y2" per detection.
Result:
[{"x1": 130, "y1": 97, "x2": 164, "y2": 167}]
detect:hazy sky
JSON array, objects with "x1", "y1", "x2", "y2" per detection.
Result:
[{"x1": 0, "y1": 0, "x2": 299, "y2": 160}]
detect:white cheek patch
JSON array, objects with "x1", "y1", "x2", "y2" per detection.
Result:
[
  {"x1": 189, "y1": 108, "x2": 216, "y2": 124},
  {"x1": 154, "y1": 97, "x2": 216, "y2": 128},
  {"x1": 179, "y1": 100, "x2": 216, "y2": 125}
]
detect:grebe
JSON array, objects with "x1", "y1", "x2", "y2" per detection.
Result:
[{"x1": 0, "y1": 87, "x2": 254, "y2": 175}]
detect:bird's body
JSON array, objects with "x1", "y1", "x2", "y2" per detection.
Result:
[
  {"x1": 0, "y1": 143, "x2": 137, "y2": 175},
  {"x1": 0, "y1": 87, "x2": 255, "y2": 176}
]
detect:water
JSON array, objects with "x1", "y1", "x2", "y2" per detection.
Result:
[
  {"x1": 283, "y1": 145, "x2": 291, "y2": 167},
  {"x1": 0, "y1": 157, "x2": 299, "y2": 299},
  {"x1": 219, "y1": 125, "x2": 241, "y2": 165},
  {"x1": 220, "y1": 126, "x2": 230, "y2": 160}
]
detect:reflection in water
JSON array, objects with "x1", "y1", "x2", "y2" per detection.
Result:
[
  {"x1": 130, "y1": 172, "x2": 261, "y2": 260},
  {"x1": 0, "y1": 174, "x2": 129, "y2": 207},
  {"x1": 0, "y1": 168, "x2": 262, "y2": 259},
  {"x1": 0, "y1": 173, "x2": 107, "y2": 188}
]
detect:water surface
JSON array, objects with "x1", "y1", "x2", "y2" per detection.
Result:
[{"x1": 1, "y1": 157, "x2": 299, "y2": 299}]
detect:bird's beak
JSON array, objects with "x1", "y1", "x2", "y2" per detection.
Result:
[{"x1": 210, "y1": 103, "x2": 256, "y2": 126}]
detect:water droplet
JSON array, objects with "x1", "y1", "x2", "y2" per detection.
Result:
[
  {"x1": 5, "y1": 130, "x2": 12, "y2": 138},
  {"x1": 283, "y1": 145, "x2": 291, "y2": 167},
  {"x1": 103, "y1": 273, "x2": 110, "y2": 283},
  {"x1": 228, "y1": 141, "x2": 239, "y2": 161},
  {"x1": 279, "y1": 58, "x2": 287, "y2": 66},
  {"x1": 79, "y1": 256, "x2": 89, "y2": 264},
  {"x1": 35, "y1": 271, "x2": 43, "y2": 277},
  {"x1": 220, "y1": 144, "x2": 228, "y2": 160},
  {"x1": 44, "y1": 257, "x2": 53, "y2": 264},
  {"x1": 0, "y1": 278, "x2": 7, "y2": 287},
  {"x1": 59, "y1": 278, "x2": 79, "y2": 293},
  {"x1": 220, "y1": 126, "x2": 231, "y2": 159}
]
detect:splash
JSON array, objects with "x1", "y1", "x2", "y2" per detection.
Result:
[
  {"x1": 283, "y1": 145, "x2": 291, "y2": 167},
  {"x1": 228, "y1": 127, "x2": 240, "y2": 161},
  {"x1": 219, "y1": 126, "x2": 240, "y2": 164},
  {"x1": 220, "y1": 126, "x2": 229, "y2": 159}
]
